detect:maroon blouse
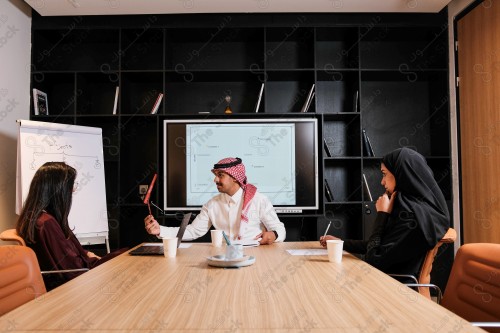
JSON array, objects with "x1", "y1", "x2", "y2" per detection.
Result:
[{"x1": 28, "y1": 212, "x2": 121, "y2": 290}]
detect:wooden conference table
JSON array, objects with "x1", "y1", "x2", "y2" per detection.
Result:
[{"x1": 0, "y1": 242, "x2": 483, "y2": 332}]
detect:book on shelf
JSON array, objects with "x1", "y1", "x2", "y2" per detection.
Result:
[
  {"x1": 150, "y1": 93, "x2": 163, "y2": 114},
  {"x1": 305, "y1": 91, "x2": 315, "y2": 112},
  {"x1": 324, "y1": 179, "x2": 334, "y2": 202},
  {"x1": 352, "y1": 90, "x2": 359, "y2": 113},
  {"x1": 323, "y1": 138, "x2": 332, "y2": 157},
  {"x1": 254, "y1": 83, "x2": 264, "y2": 113},
  {"x1": 32, "y1": 88, "x2": 48, "y2": 115},
  {"x1": 112, "y1": 86, "x2": 119, "y2": 115},
  {"x1": 362, "y1": 173, "x2": 373, "y2": 202},
  {"x1": 362, "y1": 128, "x2": 375, "y2": 157},
  {"x1": 300, "y1": 84, "x2": 315, "y2": 113}
]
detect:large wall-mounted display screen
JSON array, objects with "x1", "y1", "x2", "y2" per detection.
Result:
[{"x1": 163, "y1": 118, "x2": 318, "y2": 213}]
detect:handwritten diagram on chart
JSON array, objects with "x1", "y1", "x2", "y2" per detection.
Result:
[
  {"x1": 26, "y1": 136, "x2": 102, "y2": 171},
  {"x1": 16, "y1": 120, "x2": 108, "y2": 239}
]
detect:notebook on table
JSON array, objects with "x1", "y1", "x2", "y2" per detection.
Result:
[{"x1": 129, "y1": 213, "x2": 192, "y2": 256}]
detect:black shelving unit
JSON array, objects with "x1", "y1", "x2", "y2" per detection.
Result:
[{"x1": 29, "y1": 12, "x2": 451, "y2": 254}]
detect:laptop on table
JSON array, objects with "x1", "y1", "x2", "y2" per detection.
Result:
[{"x1": 129, "y1": 213, "x2": 192, "y2": 256}]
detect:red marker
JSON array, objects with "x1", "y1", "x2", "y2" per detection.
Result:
[{"x1": 144, "y1": 174, "x2": 157, "y2": 215}]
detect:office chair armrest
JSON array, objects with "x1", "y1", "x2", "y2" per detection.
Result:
[
  {"x1": 405, "y1": 283, "x2": 442, "y2": 303},
  {"x1": 388, "y1": 273, "x2": 418, "y2": 284},
  {"x1": 41, "y1": 268, "x2": 89, "y2": 274}
]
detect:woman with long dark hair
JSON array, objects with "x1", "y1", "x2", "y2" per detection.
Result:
[{"x1": 17, "y1": 162, "x2": 123, "y2": 290}]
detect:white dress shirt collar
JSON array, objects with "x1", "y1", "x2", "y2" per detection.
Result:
[{"x1": 223, "y1": 187, "x2": 243, "y2": 205}]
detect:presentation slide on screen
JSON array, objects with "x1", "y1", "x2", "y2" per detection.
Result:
[{"x1": 186, "y1": 123, "x2": 296, "y2": 205}]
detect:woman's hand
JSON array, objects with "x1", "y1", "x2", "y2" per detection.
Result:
[
  {"x1": 144, "y1": 215, "x2": 160, "y2": 236},
  {"x1": 87, "y1": 251, "x2": 101, "y2": 260},
  {"x1": 319, "y1": 235, "x2": 340, "y2": 248},
  {"x1": 376, "y1": 191, "x2": 398, "y2": 213}
]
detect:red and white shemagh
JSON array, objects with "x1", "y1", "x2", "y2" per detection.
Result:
[{"x1": 212, "y1": 157, "x2": 257, "y2": 225}]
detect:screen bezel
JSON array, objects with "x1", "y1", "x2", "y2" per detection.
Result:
[{"x1": 163, "y1": 117, "x2": 319, "y2": 213}]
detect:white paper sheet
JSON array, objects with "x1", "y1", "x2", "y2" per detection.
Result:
[{"x1": 286, "y1": 249, "x2": 328, "y2": 256}]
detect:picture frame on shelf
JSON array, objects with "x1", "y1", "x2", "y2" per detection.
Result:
[{"x1": 32, "y1": 88, "x2": 48, "y2": 115}]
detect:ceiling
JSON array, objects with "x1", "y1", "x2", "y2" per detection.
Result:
[{"x1": 25, "y1": 0, "x2": 453, "y2": 16}]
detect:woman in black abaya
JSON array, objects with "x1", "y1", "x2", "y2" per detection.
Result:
[{"x1": 320, "y1": 147, "x2": 450, "y2": 277}]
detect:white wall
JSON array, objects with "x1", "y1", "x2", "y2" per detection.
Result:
[
  {"x1": 448, "y1": 0, "x2": 475, "y2": 249},
  {"x1": 0, "y1": 0, "x2": 31, "y2": 237}
]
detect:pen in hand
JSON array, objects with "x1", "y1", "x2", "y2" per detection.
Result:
[
  {"x1": 222, "y1": 231, "x2": 231, "y2": 245},
  {"x1": 323, "y1": 221, "x2": 332, "y2": 238}
]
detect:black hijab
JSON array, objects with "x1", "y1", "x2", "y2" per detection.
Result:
[{"x1": 382, "y1": 147, "x2": 450, "y2": 248}]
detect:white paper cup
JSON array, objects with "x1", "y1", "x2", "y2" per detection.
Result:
[
  {"x1": 162, "y1": 237, "x2": 178, "y2": 258},
  {"x1": 326, "y1": 239, "x2": 344, "y2": 263},
  {"x1": 211, "y1": 230, "x2": 223, "y2": 247},
  {"x1": 225, "y1": 244, "x2": 243, "y2": 260}
]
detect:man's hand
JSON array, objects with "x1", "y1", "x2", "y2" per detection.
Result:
[
  {"x1": 255, "y1": 231, "x2": 276, "y2": 245},
  {"x1": 144, "y1": 215, "x2": 160, "y2": 236}
]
